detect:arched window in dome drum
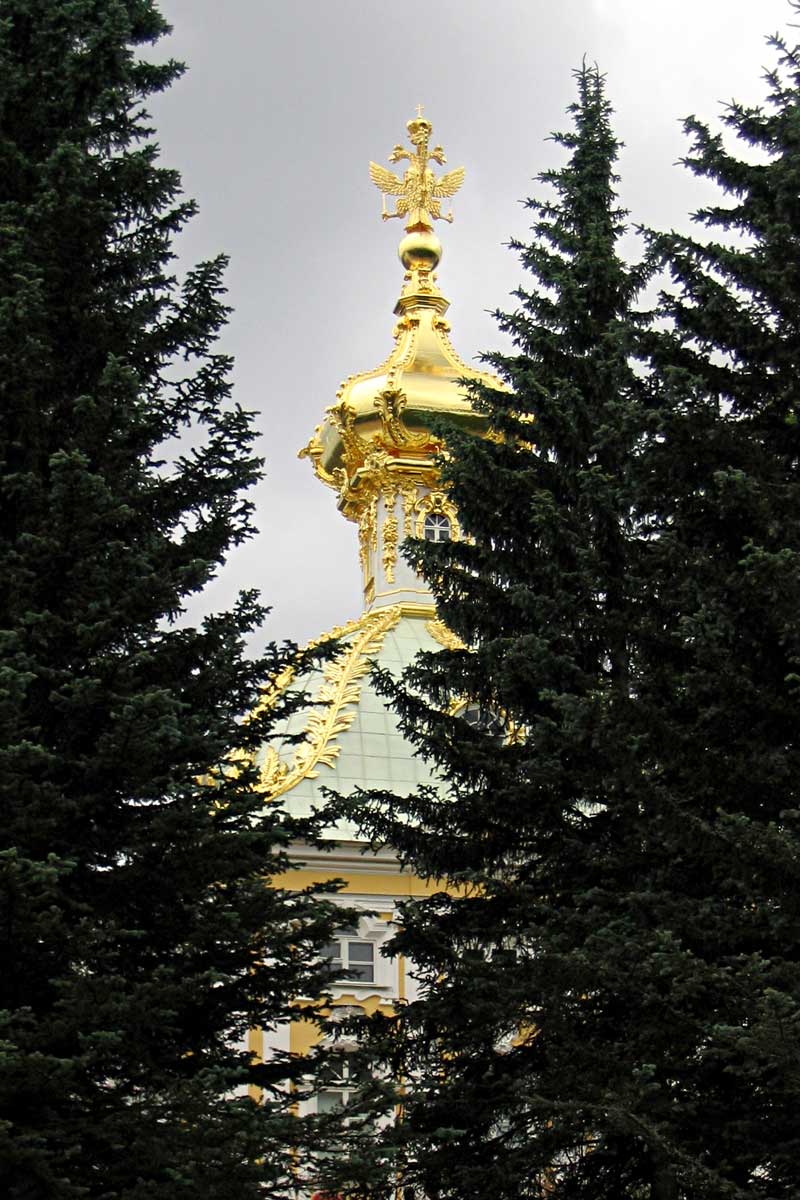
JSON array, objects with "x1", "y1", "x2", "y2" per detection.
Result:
[
  {"x1": 423, "y1": 512, "x2": 451, "y2": 543},
  {"x1": 461, "y1": 703, "x2": 504, "y2": 740}
]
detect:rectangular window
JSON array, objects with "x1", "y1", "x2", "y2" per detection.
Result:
[
  {"x1": 317, "y1": 1088, "x2": 348, "y2": 1114},
  {"x1": 317, "y1": 1055, "x2": 367, "y2": 1115},
  {"x1": 346, "y1": 940, "x2": 374, "y2": 982},
  {"x1": 322, "y1": 927, "x2": 375, "y2": 983}
]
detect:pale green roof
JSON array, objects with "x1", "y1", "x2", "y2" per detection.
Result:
[{"x1": 254, "y1": 608, "x2": 447, "y2": 838}]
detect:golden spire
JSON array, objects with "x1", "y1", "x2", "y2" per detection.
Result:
[{"x1": 300, "y1": 111, "x2": 502, "y2": 611}]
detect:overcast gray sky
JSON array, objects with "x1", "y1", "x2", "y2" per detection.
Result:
[{"x1": 150, "y1": 0, "x2": 792, "y2": 648}]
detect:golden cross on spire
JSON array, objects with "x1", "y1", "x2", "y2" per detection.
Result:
[{"x1": 369, "y1": 111, "x2": 465, "y2": 231}]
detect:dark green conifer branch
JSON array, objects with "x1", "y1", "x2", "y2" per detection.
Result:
[
  {"x1": 0, "y1": 3, "x2": 343, "y2": 1195},
  {"x1": 329, "y1": 62, "x2": 659, "y2": 1200},
  {"x1": 332, "y1": 32, "x2": 800, "y2": 1197}
]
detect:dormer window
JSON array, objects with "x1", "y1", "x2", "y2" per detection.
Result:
[{"x1": 423, "y1": 512, "x2": 451, "y2": 542}]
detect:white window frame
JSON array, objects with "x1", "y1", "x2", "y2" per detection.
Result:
[
  {"x1": 316, "y1": 1054, "x2": 365, "y2": 1115},
  {"x1": 323, "y1": 926, "x2": 376, "y2": 984},
  {"x1": 423, "y1": 511, "x2": 452, "y2": 542},
  {"x1": 320, "y1": 911, "x2": 396, "y2": 996}
]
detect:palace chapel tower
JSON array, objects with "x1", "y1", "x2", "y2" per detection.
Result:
[{"x1": 248, "y1": 113, "x2": 501, "y2": 1088}]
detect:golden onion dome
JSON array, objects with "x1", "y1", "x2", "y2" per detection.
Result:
[{"x1": 299, "y1": 110, "x2": 502, "y2": 524}]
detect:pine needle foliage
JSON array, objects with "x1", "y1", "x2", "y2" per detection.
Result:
[{"x1": 0, "y1": 3, "x2": 342, "y2": 1196}]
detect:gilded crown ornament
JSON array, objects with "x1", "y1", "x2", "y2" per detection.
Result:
[{"x1": 369, "y1": 107, "x2": 465, "y2": 232}]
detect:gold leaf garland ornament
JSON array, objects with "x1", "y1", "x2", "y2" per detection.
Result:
[
  {"x1": 257, "y1": 606, "x2": 402, "y2": 801},
  {"x1": 426, "y1": 618, "x2": 466, "y2": 652}
]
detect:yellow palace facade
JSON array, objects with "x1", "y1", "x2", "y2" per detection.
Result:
[{"x1": 248, "y1": 112, "x2": 501, "y2": 1111}]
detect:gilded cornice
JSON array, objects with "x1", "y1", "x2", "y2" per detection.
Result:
[
  {"x1": 301, "y1": 405, "x2": 443, "y2": 524},
  {"x1": 257, "y1": 606, "x2": 402, "y2": 800}
]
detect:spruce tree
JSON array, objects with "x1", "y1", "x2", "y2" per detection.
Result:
[
  {"x1": 623, "y1": 16, "x2": 800, "y2": 1197},
  {"x1": 332, "y1": 63, "x2": 660, "y2": 1200},
  {"x1": 337, "y1": 33, "x2": 800, "y2": 1200},
  {"x1": 0, "y1": 3, "x2": 340, "y2": 1196}
]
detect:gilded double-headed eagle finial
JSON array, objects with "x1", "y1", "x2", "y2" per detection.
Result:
[{"x1": 369, "y1": 109, "x2": 465, "y2": 231}]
